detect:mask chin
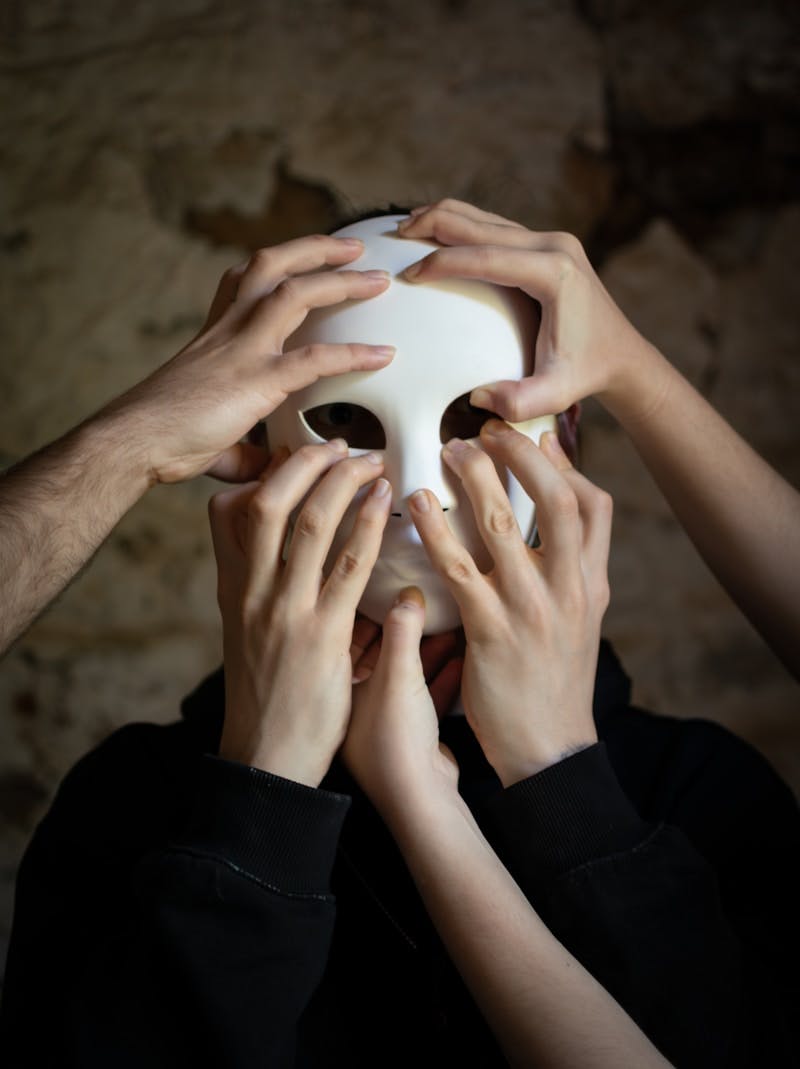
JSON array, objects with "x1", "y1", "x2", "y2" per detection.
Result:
[{"x1": 356, "y1": 561, "x2": 463, "y2": 634}]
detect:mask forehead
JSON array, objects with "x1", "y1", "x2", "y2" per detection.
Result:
[{"x1": 283, "y1": 215, "x2": 537, "y2": 415}]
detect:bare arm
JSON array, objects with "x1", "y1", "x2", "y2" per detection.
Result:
[
  {"x1": 0, "y1": 235, "x2": 393, "y2": 658},
  {"x1": 398, "y1": 200, "x2": 800, "y2": 678},
  {"x1": 392, "y1": 789, "x2": 673, "y2": 1069},
  {"x1": 601, "y1": 343, "x2": 800, "y2": 678},
  {"x1": 0, "y1": 412, "x2": 149, "y2": 654},
  {"x1": 344, "y1": 585, "x2": 672, "y2": 1069}
]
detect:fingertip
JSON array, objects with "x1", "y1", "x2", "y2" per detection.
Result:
[
  {"x1": 402, "y1": 259, "x2": 425, "y2": 282},
  {"x1": 540, "y1": 430, "x2": 572, "y2": 471},
  {"x1": 469, "y1": 387, "x2": 494, "y2": 410},
  {"x1": 393, "y1": 585, "x2": 425, "y2": 611}
]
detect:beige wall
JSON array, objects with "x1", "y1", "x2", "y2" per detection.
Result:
[{"x1": 1, "y1": 0, "x2": 798, "y2": 969}]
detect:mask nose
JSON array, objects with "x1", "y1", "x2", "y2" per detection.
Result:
[{"x1": 385, "y1": 433, "x2": 459, "y2": 519}]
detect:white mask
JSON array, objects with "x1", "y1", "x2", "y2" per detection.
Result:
[{"x1": 267, "y1": 214, "x2": 556, "y2": 633}]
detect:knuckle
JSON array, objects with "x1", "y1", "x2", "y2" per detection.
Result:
[
  {"x1": 248, "y1": 490, "x2": 276, "y2": 523},
  {"x1": 274, "y1": 276, "x2": 299, "y2": 303},
  {"x1": 295, "y1": 505, "x2": 325, "y2": 538},
  {"x1": 436, "y1": 197, "x2": 462, "y2": 213},
  {"x1": 296, "y1": 443, "x2": 326, "y2": 466},
  {"x1": 550, "y1": 231, "x2": 584, "y2": 258},
  {"x1": 444, "y1": 555, "x2": 473, "y2": 585},
  {"x1": 551, "y1": 484, "x2": 579, "y2": 520},
  {"x1": 336, "y1": 550, "x2": 362, "y2": 578},
  {"x1": 247, "y1": 247, "x2": 273, "y2": 274},
  {"x1": 487, "y1": 504, "x2": 517, "y2": 535},
  {"x1": 471, "y1": 243, "x2": 496, "y2": 274},
  {"x1": 300, "y1": 342, "x2": 326, "y2": 364},
  {"x1": 496, "y1": 395, "x2": 528, "y2": 423},
  {"x1": 502, "y1": 395, "x2": 526, "y2": 423}
]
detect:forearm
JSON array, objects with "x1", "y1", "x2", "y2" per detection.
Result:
[
  {"x1": 600, "y1": 345, "x2": 800, "y2": 677},
  {"x1": 0, "y1": 410, "x2": 151, "y2": 655},
  {"x1": 388, "y1": 794, "x2": 672, "y2": 1069}
]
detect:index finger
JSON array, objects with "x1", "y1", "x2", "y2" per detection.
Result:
[
  {"x1": 234, "y1": 234, "x2": 367, "y2": 305},
  {"x1": 478, "y1": 421, "x2": 582, "y2": 591},
  {"x1": 402, "y1": 244, "x2": 569, "y2": 304}
]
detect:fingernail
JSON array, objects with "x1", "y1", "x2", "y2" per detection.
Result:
[
  {"x1": 410, "y1": 490, "x2": 430, "y2": 513},
  {"x1": 470, "y1": 388, "x2": 492, "y2": 409},
  {"x1": 369, "y1": 345, "x2": 395, "y2": 357},
  {"x1": 364, "y1": 269, "x2": 390, "y2": 280},
  {"x1": 409, "y1": 205, "x2": 430, "y2": 217},
  {"x1": 394, "y1": 585, "x2": 424, "y2": 608},
  {"x1": 482, "y1": 419, "x2": 509, "y2": 437},
  {"x1": 371, "y1": 477, "x2": 391, "y2": 497},
  {"x1": 364, "y1": 451, "x2": 383, "y2": 466},
  {"x1": 339, "y1": 237, "x2": 363, "y2": 246},
  {"x1": 403, "y1": 261, "x2": 422, "y2": 282},
  {"x1": 396, "y1": 216, "x2": 412, "y2": 230},
  {"x1": 328, "y1": 438, "x2": 348, "y2": 452},
  {"x1": 443, "y1": 437, "x2": 470, "y2": 455}
]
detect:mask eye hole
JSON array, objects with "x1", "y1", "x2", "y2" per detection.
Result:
[
  {"x1": 302, "y1": 403, "x2": 387, "y2": 449},
  {"x1": 439, "y1": 392, "x2": 499, "y2": 443}
]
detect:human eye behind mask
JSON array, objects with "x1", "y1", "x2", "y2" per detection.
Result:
[{"x1": 302, "y1": 402, "x2": 386, "y2": 449}]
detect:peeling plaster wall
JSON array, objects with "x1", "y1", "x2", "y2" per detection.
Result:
[{"x1": 1, "y1": 0, "x2": 799, "y2": 973}]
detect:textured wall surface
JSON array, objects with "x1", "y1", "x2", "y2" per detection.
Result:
[{"x1": 1, "y1": 0, "x2": 798, "y2": 972}]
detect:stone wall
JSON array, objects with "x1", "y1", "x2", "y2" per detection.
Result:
[{"x1": 1, "y1": 0, "x2": 798, "y2": 973}]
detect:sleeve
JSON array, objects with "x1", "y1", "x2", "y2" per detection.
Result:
[
  {"x1": 0, "y1": 746, "x2": 350, "y2": 1069},
  {"x1": 480, "y1": 741, "x2": 795, "y2": 1069}
]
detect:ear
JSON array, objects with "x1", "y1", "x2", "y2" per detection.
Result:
[{"x1": 556, "y1": 403, "x2": 581, "y2": 467}]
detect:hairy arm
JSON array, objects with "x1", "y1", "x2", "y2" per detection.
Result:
[
  {"x1": 0, "y1": 411, "x2": 149, "y2": 654},
  {"x1": 0, "y1": 233, "x2": 393, "y2": 658}
]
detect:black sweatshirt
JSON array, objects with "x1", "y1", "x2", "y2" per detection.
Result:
[{"x1": 1, "y1": 642, "x2": 798, "y2": 1068}]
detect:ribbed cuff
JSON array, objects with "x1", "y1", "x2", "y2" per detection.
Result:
[
  {"x1": 482, "y1": 743, "x2": 650, "y2": 885},
  {"x1": 172, "y1": 755, "x2": 351, "y2": 896}
]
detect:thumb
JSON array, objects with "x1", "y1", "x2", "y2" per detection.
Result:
[
  {"x1": 206, "y1": 442, "x2": 271, "y2": 483},
  {"x1": 471, "y1": 374, "x2": 569, "y2": 424},
  {"x1": 377, "y1": 587, "x2": 427, "y2": 680}
]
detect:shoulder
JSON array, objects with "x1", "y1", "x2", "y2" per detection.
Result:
[{"x1": 601, "y1": 703, "x2": 800, "y2": 909}]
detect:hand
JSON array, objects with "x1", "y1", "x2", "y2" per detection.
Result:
[
  {"x1": 408, "y1": 420, "x2": 613, "y2": 787},
  {"x1": 208, "y1": 441, "x2": 392, "y2": 788},
  {"x1": 103, "y1": 235, "x2": 393, "y2": 485},
  {"x1": 397, "y1": 199, "x2": 665, "y2": 424},
  {"x1": 343, "y1": 589, "x2": 462, "y2": 827},
  {"x1": 350, "y1": 614, "x2": 464, "y2": 715}
]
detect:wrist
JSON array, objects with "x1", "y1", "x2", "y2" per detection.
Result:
[
  {"x1": 82, "y1": 403, "x2": 157, "y2": 493},
  {"x1": 493, "y1": 734, "x2": 598, "y2": 789},
  {"x1": 596, "y1": 339, "x2": 673, "y2": 429},
  {"x1": 220, "y1": 741, "x2": 331, "y2": 789}
]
